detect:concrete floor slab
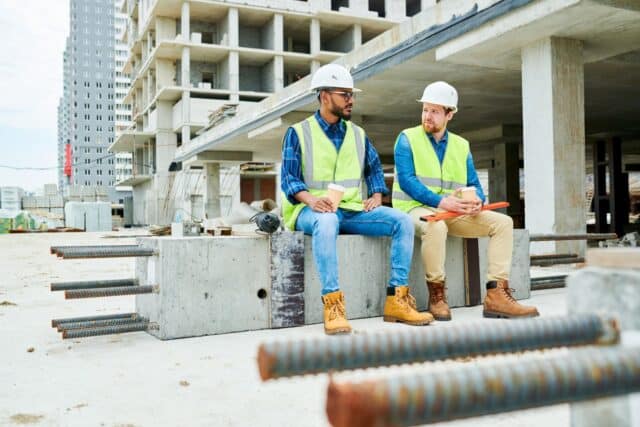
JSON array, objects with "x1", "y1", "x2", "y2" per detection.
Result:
[{"x1": 1, "y1": 232, "x2": 571, "y2": 427}]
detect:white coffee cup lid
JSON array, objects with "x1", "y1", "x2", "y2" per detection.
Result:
[{"x1": 328, "y1": 183, "x2": 346, "y2": 192}]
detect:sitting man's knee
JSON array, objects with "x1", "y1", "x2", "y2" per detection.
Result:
[
  {"x1": 314, "y1": 213, "x2": 339, "y2": 234},
  {"x1": 424, "y1": 219, "x2": 448, "y2": 237}
]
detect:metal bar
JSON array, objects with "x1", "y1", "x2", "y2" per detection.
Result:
[
  {"x1": 57, "y1": 317, "x2": 148, "y2": 332},
  {"x1": 51, "y1": 313, "x2": 138, "y2": 328},
  {"x1": 61, "y1": 321, "x2": 155, "y2": 339},
  {"x1": 325, "y1": 347, "x2": 640, "y2": 427},
  {"x1": 531, "y1": 257, "x2": 585, "y2": 267},
  {"x1": 51, "y1": 278, "x2": 138, "y2": 292},
  {"x1": 51, "y1": 245, "x2": 141, "y2": 256},
  {"x1": 530, "y1": 253, "x2": 578, "y2": 261},
  {"x1": 531, "y1": 280, "x2": 566, "y2": 291},
  {"x1": 257, "y1": 314, "x2": 618, "y2": 381},
  {"x1": 529, "y1": 233, "x2": 617, "y2": 242},
  {"x1": 64, "y1": 286, "x2": 157, "y2": 299},
  {"x1": 56, "y1": 246, "x2": 155, "y2": 259}
]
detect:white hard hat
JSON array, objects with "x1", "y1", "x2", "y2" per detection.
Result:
[
  {"x1": 418, "y1": 81, "x2": 458, "y2": 112},
  {"x1": 310, "y1": 64, "x2": 361, "y2": 92}
]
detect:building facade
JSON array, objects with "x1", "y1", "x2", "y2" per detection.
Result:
[{"x1": 58, "y1": 0, "x2": 120, "y2": 202}]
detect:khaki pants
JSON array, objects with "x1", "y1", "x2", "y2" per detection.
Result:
[{"x1": 409, "y1": 206, "x2": 513, "y2": 283}]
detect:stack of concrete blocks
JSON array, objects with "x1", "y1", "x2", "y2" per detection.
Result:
[
  {"x1": 0, "y1": 187, "x2": 23, "y2": 211},
  {"x1": 66, "y1": 186, "x2": 82, "y2": 202},
  {"x1": 49, "y1": 196, "x2": 64, "y2": 218},
  {"x1": 568, "y1": 248, "x2": 640, "y2": 427},
  {"x1": 81, "y1": 186, "x2": 96, "y2": 202},
  {"x1": 135, "y1": 230, "x2": 530, "y2": 339},
  {"x1": 64, "y1": 201, "x2": 112, "y2": 232},
  {"x1": 21, "y1": 196, "x2": 37, "y2": 210},
  {"x1": 43, "y1": 184, "x2": 58, "y2": 197},
  {"x1": 95, "y1": 186, "x2": 109, "y2": 202}
]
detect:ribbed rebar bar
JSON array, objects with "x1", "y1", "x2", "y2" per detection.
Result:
[
  {"x1": 51, "y1": 278, "x2": 138, "y2": 292},
  {"x1": 531, "y1": 257, "x2": 585, "y2": 267},
  {"x1": 257, "y1": 314, "x2": 619, "y2": 381},
  {"x1": 530, "y1": 275, "x2": 567, "y2": 291},
  {"x1": 55, "y1": 245, "x2": 155, "y2": 259},
  {"x1": 51, "y1": 312, "x2": 138, "y2": 328},
  {"x1": 529, "y1": 233, "x2": 617, "y2": 242},
  {"x1": 56, "y1": 317, "x2": 148, "y2": 332},
  {"x1": 326, "y1": 346, "x2": 640, "y2": 427},
  {"x1": 61, "y1": 321, "x2": 155, "y2": 339},
  {"x1": 51, "y1": 245, "x2": 141, "y2": 256},
  {"x1": 65, "y1": 285, "x2": 157, "y2": 299}
]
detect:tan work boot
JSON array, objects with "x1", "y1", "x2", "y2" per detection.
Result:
[
  {"x1": 383, "y1": 286, "x2": 434, "y2": 326},
  {"x1": 426, "y1": 280, "x2": 452, "y2": 321},
  {"x1": 483, "y1": 280, "x2": 539, "y2": 318},
  {"x1": 322, "y1": 290, "x2": 352, "y2": 335}
]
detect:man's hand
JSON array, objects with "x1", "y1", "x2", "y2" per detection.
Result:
[
  {"x1": 308, "y1": 196, "x2": 335, "y2": 213},
  {"x1": 468, "y1": 197, "x2": 483, "y2": 215},
  {"x1": 437, "y1": 192, "x2": 476, "y2": 214},
  {"x1": 363, "y1": 193, "x2": 382, "y2": 212}
]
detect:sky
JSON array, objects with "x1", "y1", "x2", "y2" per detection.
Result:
[{"x1": 0, "y1": 1, "x2": 70, "y2": 193}]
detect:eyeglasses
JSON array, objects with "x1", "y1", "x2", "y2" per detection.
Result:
[{"x1": 329, "y1": 91, "x2": 356, "y2": 101}]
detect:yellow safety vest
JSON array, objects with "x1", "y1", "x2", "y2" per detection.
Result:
[
  {"x1": 392, "y1": 126, "x2": 469, "y2": 212},
  {"x1": 282, "y1": 115, "x2": 366, "y2": 230}
]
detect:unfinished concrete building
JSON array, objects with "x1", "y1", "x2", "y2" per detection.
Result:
[
  {"x1": 110, "y1": 0, "x2": 419, "y2": 225},
  {"x1": 167, "y1": 0, "x2": 640, "y2": 255}
]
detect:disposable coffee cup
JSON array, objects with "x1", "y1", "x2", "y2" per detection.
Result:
[
  {"x1": 327, "y1": 183, "x2": 345, "y2": 211},
  {"x1": 460, "y1": 186, "x2": 477, "y2": 201}
]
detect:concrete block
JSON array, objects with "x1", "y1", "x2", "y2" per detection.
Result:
[
  {"x1": 49, "y1": 196, "x2": 64, "y2": 208},
  {"x1": 135, "y1": 236, "x2": 271, "y2": 339},
  {"x1": 35, "y1": 196, "x2": 49, "y2": 208},
  {"x1": 567, "y1": 252, "x2": 640, "y2": 427},
  {"x1": 64, "y1": 202, "x2": 112, "y2": 232}
]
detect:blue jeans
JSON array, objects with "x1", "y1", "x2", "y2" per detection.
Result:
[{"x1": 295, "y1": 206, "x2": 414, "y2": 295}]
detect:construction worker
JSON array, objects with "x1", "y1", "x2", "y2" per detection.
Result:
[
  {"x1": 392, "y1": 81, "x2": 539, "y2": 320},
  {"x1": 281, "y1": 64, "x2": 433, "y2": 335}
]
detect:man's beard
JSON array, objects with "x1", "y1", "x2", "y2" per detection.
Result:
[
  {"x1": 423, "y1": 121, "x2": 442, "y2": 133},
  {"x1": 331, "y1": 104, "x2": 352, "y2": 120}
]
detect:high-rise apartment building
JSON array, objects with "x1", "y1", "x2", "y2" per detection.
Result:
[
  {"x1": 115, "y1": 0, "x2": 134, "y2": 185},
  {"x1": 58, "y1": 0, "x2": 120, "y2": 201}
]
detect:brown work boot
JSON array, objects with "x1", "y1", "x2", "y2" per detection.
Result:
[
  {"x1": 383, "y1": 286, "x2": 434, "y2": 326},
  {"x1": 483, "y1": 280, "x2": 540, "y2": 318},
  {"x1": 426, "y1": 280, "x2": 452, "y2": 321},
  {"x1": 322, "y1": 290, "x2": 352, "y2": 335}
]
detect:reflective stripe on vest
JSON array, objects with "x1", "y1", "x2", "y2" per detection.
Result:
[
  {"x1": 282, "y1": 116, "x2": 366, "y2": 230},
  {"x1": 392, "y1": 126, "x2": 469, "y2": 212}
]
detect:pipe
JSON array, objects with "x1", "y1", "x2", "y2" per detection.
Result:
[
  {"x1": 61, "y1": 321, "x2": 156, "y2": 339},
  {"x1": 51, "y1": 313, "x2": 139, "y2": 328},
  {"x1": 51, "y1": 278, "x2": 138, "y2": 292},
  {"x1": 257, "y1": 314, "x2": 618, "y2": 381},
  {"x1": 326, "y1": 347, "x2": 640, "y2": 427},
  {"x1": 64, "y1": 285, "x2": 157, "y2": 299}
]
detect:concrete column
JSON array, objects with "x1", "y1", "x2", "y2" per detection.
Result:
[
  {"x1": 274, "y1": 162, "x2": 282, "y2": 208},
  {"x1": 521, "y1": 37, "x2": 585, "y2": 255},
  {"x1": 489, "y1": 141, "x2": 523, "y2": 227},
  {"x1": 228, "y1": 51, "x2": 239, "y2": 102},
  {"x1": 205, "y1": 163, "x2": 221, "y2": 219},
  {"x1": 310, "y1": 19, "x2": 320, "y2": 55},
  {"x1": 181, "y1": 91, "x2": 191, "y2": 147},
  {"x1": 311, "y1": 60, "x2": 321, "y2": 74},
  {"x1": 385, "y1": 0, "x2": 406, "y2": 20},
  {"x1": 227, "y1": 8, "x2": 239, "y2": 48},
  {"x1": 353, "y1": 24, "x2": 362, "y2": 49},
  {"x1": 181, "y1": 1, "x2": 190, "y2": 42},
  {"x1": 567, "y1": 249, "x2": 640, "y2": 427},
  {"x1": 181, "y1": 46, "x2": 190, "y2": 87},
  {"x1": 273, "y1": 14, "x2": 283, "y2": 52}
]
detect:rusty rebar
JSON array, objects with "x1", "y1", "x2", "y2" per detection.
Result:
[
  {"x1": 64, "y1": 285, "x2": 157, "y2": 299},
  {"x1": 61, "y1": 321, "x2": 156, "y2": 339},
  {"x1": 51, "y1": 313, "x2": 138, "y2": 328},
  {"x1": 257, "y1": 314, "x2": 619, "y2": 381},
  {"x1": 51, "y1": 278, "x2": 138, "y2": 291},
  {"x1": 529, "y1": 233, "x2": 617, "y2": 242},
  {"x1": 56, "y1": 317, "x2": 148, "y2": 332},
  {"x1": 326, "y1": 346, "x2": 640, "y2": 427},
  {"x1": 54, "y1": 245, "x2": 155, "y2": 259}
]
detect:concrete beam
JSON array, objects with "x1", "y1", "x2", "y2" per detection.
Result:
[
  {"x1": 185, "y1": 150, "x2": 253, "y2": 166},
  {"x1": 522, "y1": 37, "x2": 585, "y2": 255}
]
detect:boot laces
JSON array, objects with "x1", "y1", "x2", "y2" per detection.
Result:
[
  {"x1": 328, "y1": 299, "x2": 346, "y2": 321},
  {"x1": 502, "y1": 286, "x2": 518, "y2": 304},
  {"x1": 430, "y1": 286, "x2": 448, "y2": 304},
  {"x1": 401, "y1": 292, "x2": 418, "y2": 311}
]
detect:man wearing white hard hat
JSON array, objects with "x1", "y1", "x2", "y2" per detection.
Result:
[
  {"x1": 392, "y1": 81, "x2": 539, "y2": 320},
  {"x1": 280, "y1": 64, "x2": 433, "y2": 335}
]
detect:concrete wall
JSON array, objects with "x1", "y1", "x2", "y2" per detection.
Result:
[
  {"x1": 191, "y1": 20, "x2": 219, "y2": 44},
  {"x1": 239, "y1": 65, "x2": 263, "y2": 92}
]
